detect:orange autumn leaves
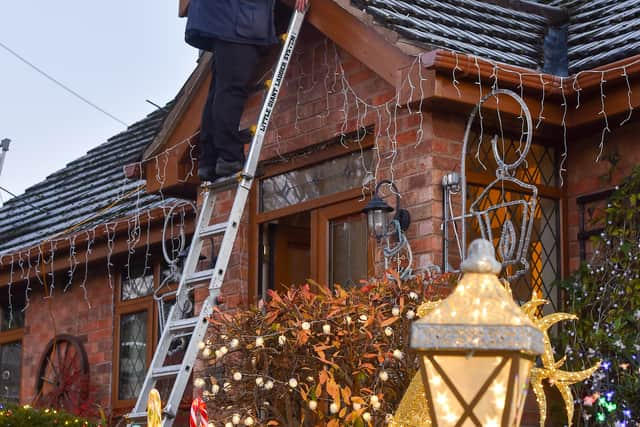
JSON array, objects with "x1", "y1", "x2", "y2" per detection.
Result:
[{"x1": 199, "y1": 272, "x2": 454, "y2": 426}]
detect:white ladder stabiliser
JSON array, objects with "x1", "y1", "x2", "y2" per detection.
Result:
[{"x1": 126, "y1": 8, "x2": 307, "y2": 427}]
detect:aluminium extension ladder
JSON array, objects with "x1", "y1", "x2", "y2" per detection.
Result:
[{"x1": 125, "y1": 8, "x2": 307, "y2": 426}]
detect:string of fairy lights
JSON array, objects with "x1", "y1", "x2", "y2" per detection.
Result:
[
  {"x1": 0, "y1": 30, "x2": 638, "y2": 423},
  {"x1": 562, "y1": 217, "x2": 640, "y2": 426}
]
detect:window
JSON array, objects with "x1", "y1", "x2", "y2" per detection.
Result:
[
  {"x1": 260, "y1": 150, "x2": 373, "y2": 212},
  {"x1": 0, "y1": 284, "x2": 25, "y2": 402},
  {"x1": 576, "y1": 189, "x2": 614, "y2": 262},
  {"x1": 254, "y1": 139, "x2": 375, "y2": 299},
  {"x1": 113, "y1": 256, "x2": 190, "y2": 407},
  {"x1": 465, "y1": 133, "x2": 562, "y2": 312}
]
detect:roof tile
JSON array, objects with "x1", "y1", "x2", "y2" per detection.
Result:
[{"x1": 0, "y1": 106, "x2": 175, "y2": 255}]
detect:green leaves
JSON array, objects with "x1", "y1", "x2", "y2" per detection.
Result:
[{"x1": 555, "y1": 166, "x2": 640, "y2": 425}]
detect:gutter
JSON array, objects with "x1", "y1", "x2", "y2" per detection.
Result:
[{"x1": 421, "y1": 49, "x2": 640, "y2": 97}]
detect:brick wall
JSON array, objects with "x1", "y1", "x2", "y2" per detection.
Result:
[
  {"x1": 188, "y1": 22, "x2": 640, "y2": 427},
  {"x1": 565, "y1": 121, "x2": 640, "y2": 272},
  {"x1": 196, "y1": 27, "x2": 465, "y2": 308},
  {"x1": 20, "y1": 265, "x2": 115, "y2": 411}
]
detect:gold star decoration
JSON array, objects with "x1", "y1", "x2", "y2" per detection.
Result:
[
  {"x1": 388, "y1": 301, "x2": 437, "y2": 427},
  {"x1": 390, "y1": 296, "x2": 599, "y2": 427},
  {"x1": 387, "y1": 371, "x2": 432, "y2": 427},
  {"x1": 521, "y1": 298, "x2": 601, "y2": 427}
]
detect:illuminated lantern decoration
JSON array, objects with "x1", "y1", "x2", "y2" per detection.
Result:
[{"x1": 410, "y1": 239, "x2": 544, "y2": 426}]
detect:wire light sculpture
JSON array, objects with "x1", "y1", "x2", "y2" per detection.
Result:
[{"x1": 443, "y1": 89, "x2": 538, "y2": 282}]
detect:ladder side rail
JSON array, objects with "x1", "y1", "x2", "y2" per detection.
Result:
[
  {"x1": 243, "y1": 9, "x2": 306, "y2": 176},
  {"x1": 162, "y1": 295, "x2": 216, "y2": 421},
  {"x1": 129, "y1": 192, "x2": 217, "y2": 415},
  {"x1": 171, "y1": 192, "x2": 216, "y2": 320},
  {"x1": 207, "y1": 184, "x2": 250, "y2": 293}
]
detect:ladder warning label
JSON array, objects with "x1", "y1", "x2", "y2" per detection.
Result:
[{"x1": 259, "y1": 35, "x2": 297, "y2": 133}]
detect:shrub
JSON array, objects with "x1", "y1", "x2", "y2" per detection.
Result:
[
  {"x1": 195, "y1": 272, "x2": 454, "y2": 426},
  {"x1": 0, "y1": 403, "x2": 100, "y2": 427},
  {"x1": 556, "y1": 166, "x2": 640, "y2": 425}
]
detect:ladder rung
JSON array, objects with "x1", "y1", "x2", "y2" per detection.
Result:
[
  {"x1": 202, "y1": 174, "x2": 240, "y2": 192},
  {"x1": 152, "y1": 364, "x2": 184, "y2": 380},
  {"x1": 200, "y1": 222, "x2": 228, "y2": 238},
  {"x1": 168, "y1": 317, "x2": 200, "y2": 333},
  {"x1": 185, "y1": 269, "x2": 214, "y2": 286},
  {"x1": 126, "y1": 412, "x2": 147, "y2": 422}
]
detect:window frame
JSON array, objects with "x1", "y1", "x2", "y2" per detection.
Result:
[
  {"x1": 250, "y1": 135, "x2": 375, "y2": 302},
  {"x1": 112, "y1": 260, "x2": 177, "y2": 410},
  {"x1": 0, "y1": 326, "x2": 24, "y2": 403},
  {"x1": 464, "y1": 133, "x2": 567, "y2": 308}
]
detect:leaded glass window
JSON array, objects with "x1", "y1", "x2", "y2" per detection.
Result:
[
  {"x1": 121, "y1": 260, "x2": 154, "y2": 301},
  {"x1": 118, "y1": 311, "x2": 148, "y2": 400},
  {"x1": 260, "y1": 149, "x2": 374, "y2": 212},
  {"x1": 466, "y1": 132, "x2": 561, "y2": 313},
  {"x1": 467, "y1": 133, "x2": 559, "y2": 187},
  {"x1": 467, "y1": 185, "x2": 561, "y2": 312},
  {"x1": 0, "y1": 341, "x2": 21, "y2": 402}
]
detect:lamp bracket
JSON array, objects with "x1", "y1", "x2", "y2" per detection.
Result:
[{"x1": 383, "y1": 219, "x2": 414, "y2": 280}]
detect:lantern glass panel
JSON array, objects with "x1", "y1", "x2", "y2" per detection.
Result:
[
  {"x1": 422, "y1": 353, "x2": 533, "y2": 427},
  {"x1": 367, "y1": 209, "x2": 387, "y2": 238}
]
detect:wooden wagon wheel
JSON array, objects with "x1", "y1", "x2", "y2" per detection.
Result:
[{"x1": 35, "y1": 334, "x2": 90, "y2": 412}]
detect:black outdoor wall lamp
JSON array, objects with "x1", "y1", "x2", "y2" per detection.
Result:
[{"x1": 362, "y1": 180, "x2": 411, "y2": 241}]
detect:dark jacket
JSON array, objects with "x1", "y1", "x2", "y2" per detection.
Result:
[{"x1": 185, "y1": 0, "x2": 278, "y2": 50}]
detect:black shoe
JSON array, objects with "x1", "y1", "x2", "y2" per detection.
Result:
[
  {"x1": 215, "y1": 158, "x2": 244, "y2": 177},
  {"x1": 198, "y1": 164, "x2": 219, "y2": 182}
]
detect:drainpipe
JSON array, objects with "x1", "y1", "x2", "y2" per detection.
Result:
[{"x1": 0, "y1": 138, "x2": 10, "y2": 181}]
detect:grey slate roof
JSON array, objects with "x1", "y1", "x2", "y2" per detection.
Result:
[
  {"x1": 350, "y1": 0, "x2": 640, "y2": 74},
  {"x1": 557, "y1": 0, "x2": 640, "y2": 73},
  {"x1": 0, "y1": 106, "x2": 173, "y2": 256}
]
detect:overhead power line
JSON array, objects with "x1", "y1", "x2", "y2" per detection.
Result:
[
  {"x1": 0, "y1": 40, "x2": 128, "y2": 127},
  {"x1": 0, "y1": 185, "x2": 49, "y2": 213}
]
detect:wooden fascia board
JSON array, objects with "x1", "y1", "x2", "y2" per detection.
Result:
[
  {"x1": 420, "y1": 50, "x2": 640, "y2": 129},
  {"x1": 143, "y1": 53, "x2": 211, "y2": 161},
  {"x1": 143, "y1": 56, "x2": 211, "y2": 195},
  {"x1": 0, "y1": 206, "x2": 195, "y2": 285},
  {"x1": 418, "y1": 50, "x2": 563, "y2": 126},
  {"x1": 301, "y1": 0, "x2": 414, "y2": 87},
  {"x1": 568, "y1": 57, "x2": 640, "y2": 128}
]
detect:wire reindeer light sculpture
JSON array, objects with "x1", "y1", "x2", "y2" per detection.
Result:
[{"x1": 443, "y1": 89, "x2": 538, "y2": 282}]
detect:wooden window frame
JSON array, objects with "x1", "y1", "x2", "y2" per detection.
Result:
[
  {"x1": 249, "y1": 136, "x2": 375, "y2": 302},
  {"x1": 112, "y1": 261, "x2": 176, "y2": 410},
  {"x1": 0, "y1": 324, "x2": 24, "y2": 404}
]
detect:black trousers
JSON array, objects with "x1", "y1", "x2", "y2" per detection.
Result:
[{"x1": 199, "y1": 40, "x2": 262, "y2": 167}]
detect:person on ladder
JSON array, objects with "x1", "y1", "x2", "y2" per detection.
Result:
[{"x1": 185, "y1": 0, "x2": 309, "y2": 182}]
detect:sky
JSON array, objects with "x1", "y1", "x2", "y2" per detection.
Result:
[{"x1": 0, "y1": 0, "x2": 197, "y2": 203}]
